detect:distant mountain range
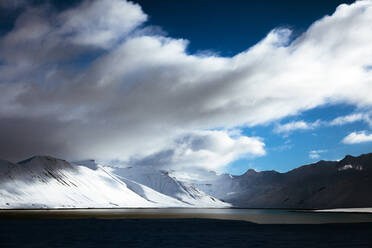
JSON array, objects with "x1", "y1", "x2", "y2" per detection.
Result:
[
  {"x1": 195, "y1": 153, "x2": 372, "y2": 209},
  {"x1": 0, "y1": 153, "x2": 371, "y2": 209}
]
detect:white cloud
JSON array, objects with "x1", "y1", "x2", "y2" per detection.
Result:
[
  {"x1": 274, "y1": 111, "x2": 372, "y2": 135},
  {"x1": 58, "y1": 0, "x2": 147, "y2": 48},
  {"x1": 329, "y1": 112, "x2": 372, "y2": 127},
  {"x1": 309, "y1": 149, "x2": 327, "y2": 159},
  {"x1": 0, "y1": 0, "x2": 372, "y2": 170},
  {"x1": 274, "y1": 120, "x2": 321, "y2": 134},
  {"x1": 128, "y1": 130, "x2": 266, "y2": 171},
  {"x1": 342, "y1": 131, "x2": 372, "y2": 144}
]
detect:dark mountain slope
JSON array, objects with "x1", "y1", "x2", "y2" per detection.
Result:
[{"x1": 223, "y1": 153, "x2": 372, "y2": 209}]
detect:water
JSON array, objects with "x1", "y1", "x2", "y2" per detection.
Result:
[
  {"x1": 1, "y1": 209, "x2": 372, "y2": 247},
  {"x1": 1, "y1": 208, "x2": 372, "y2": 224}
]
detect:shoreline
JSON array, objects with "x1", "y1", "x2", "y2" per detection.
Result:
[
  {"x1": 313, "y1": 208, "x2": 372, "y2": 214},
  {"x1": 1, "y1": 207, "x2": 372, "y2": 212},
  {"x1": 1, "y1": 208, "x2": 372, "y2": 224}
]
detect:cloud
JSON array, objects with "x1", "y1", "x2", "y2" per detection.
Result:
[
  {"x1": 274, "y1": 111, "x2": 372, "y2": 135},
  {"x1": 127, "y1": 130, "x2": 265, "y2": 171},
  {"x1": 0, "y1": 0, "x2": 372, "y2": 171},
  {"x1": 309, "y1": 149, "x2": 327, "y2": 159},
  {"x1": 342, "y1": 131, "x2": 372, "y2": 144},
  {"x1": 274, "y1": 120, "x2": 321, "y2": 134},
  {"x1": 58, "y1": 0, "x2": 147, "y2": 48},
  {"x1": 329, "y1": 112, "x2": 372, "y2": 127}
]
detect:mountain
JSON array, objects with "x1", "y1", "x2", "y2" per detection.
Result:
[
  {"x1": 109, "y1": 166, "x2": 225, "y2": 207},
  {"x1": 0, "y1": 156, "x2": 227, "y2": 209},
  {"x1": 193, "y1": 153, "x2": 372, "y2": 209},
  {"x1": 1, "y1": 153, "x2": 371, "y2": 209}
]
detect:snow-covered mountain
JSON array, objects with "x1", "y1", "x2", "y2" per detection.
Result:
[
  {"x1": 0, "y1": 156, "x2": 228, "y2": 209},
  {"x1": 109, "y1": 166, "x2": 225, "y2": 207}
]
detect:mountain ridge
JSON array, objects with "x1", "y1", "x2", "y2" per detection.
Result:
[
  {"x1": 210, "y1": 152, "x2": 372, "y2": 209},
  {"x1": 0, "y1": 152, "x2": 371, "y2": 209}
]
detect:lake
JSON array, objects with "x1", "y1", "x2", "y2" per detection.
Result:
[
  {"x1": 1, "y1": 208, "x2": 372, "y2": 224},
  {"x1": 1, "y1": 209, "x2": 372, "y2": 247}
]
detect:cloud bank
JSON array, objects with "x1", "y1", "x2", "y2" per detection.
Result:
[{"x1": 1, "y1": 0, "x2": 372, "y2": 172}]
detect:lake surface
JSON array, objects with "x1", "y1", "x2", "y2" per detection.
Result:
[
  {"x1": 1, "y1": 208, "x2": 372, "y2": 224},
  {"x1": 1, "y1": 209, "x2": 372, "y2": 247}
]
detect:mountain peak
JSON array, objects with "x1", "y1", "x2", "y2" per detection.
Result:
[
  {"x1": 18, "y1": 155, "x2": 64, "y2": 165},
  {"x1": 340, "y1": 153, "x2": 372, "y2": 162},
  {"x1": 243, "y1": 168, "x2": 257, "y2": 176},
  {"x1": 337, "y1": 152, "x2": 372, "y2": 170},
  {"x1": 343, "y1": 154, "x2": 355, "y2": 160},
  {"x1": 17, "y1": 155, "x2": 75, "y2": 172}
]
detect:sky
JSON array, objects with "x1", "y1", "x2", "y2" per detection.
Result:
[{"x1": 0, "y1": 0, "x2": 371, "y2": 176}]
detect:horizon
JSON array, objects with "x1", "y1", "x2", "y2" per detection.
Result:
[
  {"x1": 10, "y1": 150, "x2": 372, "y2": 176},
  {"x1": 0, "y1": 0, "x2": 372, "y2": 176}
]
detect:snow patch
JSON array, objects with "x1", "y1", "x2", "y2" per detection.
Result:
[{"x1": 338, "y1": 164, "x2": 363, "y2": 171}]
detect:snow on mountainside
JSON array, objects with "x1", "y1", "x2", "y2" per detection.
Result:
[
  {"x1": 74, "y1": 160, "x2": 190, "y2": 208},
  {"x1": 109, "y1": 166, "x2": 229, "y2": 207},
  {"x1": 0, "y1": 156, "x2": 155, "y2": 208},
  {"x1": 0, "y1": 156, "x2": 228, "y2": 209}
]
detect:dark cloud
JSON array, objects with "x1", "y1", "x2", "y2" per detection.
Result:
[{"x1": 0, "y1": 117, "x2": 70, "y2": 161}]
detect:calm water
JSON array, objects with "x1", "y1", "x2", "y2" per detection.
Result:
[
  {"x1": 1, "y1": 208, "x2": 372, "y2": 224},
  {"x1": 1, "y1": 209, "x2": 372, "y2": 247}
]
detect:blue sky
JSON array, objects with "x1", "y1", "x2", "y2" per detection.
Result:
[
  {"x1": 0, "y1": 0, "x2": 371, "y2": 175},
  {"x1": 133, "y1": 0, "x2": 354, "y2": 55},
  {"x1": 227, "y1": 104, "x2": 372, "y2": 174}
]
